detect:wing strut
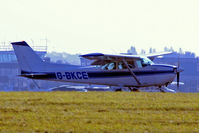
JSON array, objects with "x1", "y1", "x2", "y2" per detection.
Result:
[{"x1": 122, "y1": 59, "x2": 141, "y2": 85}]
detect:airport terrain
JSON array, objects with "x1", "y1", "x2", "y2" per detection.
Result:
[{"x1": 0, "y1": 92, "x2": 199, "y2": 133}]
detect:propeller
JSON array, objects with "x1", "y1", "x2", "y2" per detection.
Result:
[
  {"x1": 176, "y1": 54, "x2": 183, "y2": 90},
  {"x1": 177, "y1": 71, "x2": 180, "y2": 89},
  {"x1": 177, "y1": 54, "x2": 180, "y2": 89}
]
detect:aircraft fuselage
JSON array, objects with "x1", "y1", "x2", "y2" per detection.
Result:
[{"x1": 21, "y1": 64, "x2": 177, "y2": 87}]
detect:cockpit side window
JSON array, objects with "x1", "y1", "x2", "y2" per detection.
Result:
[
  {"x1": 136, "y1": 60, "x2": 143, "y2": 68},
  {"x1": 118, "y1": 62, "x2": 123, "y2": 70},
  {"x1": 101, "y1": 63, "x2": 109, "y2": 70},
  {"x1": 101, "y1": 60, "x2": 139, "y2": 70},
  {"x1": 101, "y1": 62, "x2": 116, "y2": 70},
  {"x1": 118, "y1": 61, "x2": 136, "y2": 70},
  {"x1": 127, "y1": 61, "x2": 135, "y2": 69},
  {"x1": 107, "y1": 62, "x2": 116, "y2": 70}
]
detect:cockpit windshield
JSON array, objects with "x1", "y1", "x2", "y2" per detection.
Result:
[{"x1": 140, "y1": 57, "x2": 154, "y2": 67}]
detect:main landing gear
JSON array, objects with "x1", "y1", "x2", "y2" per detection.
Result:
[
  {"x1": 128, "y1": 87, "x2": 139, "y2": 92},
  {"x1": 114, "y1": 87, "x2": 139, "y2": 92}
]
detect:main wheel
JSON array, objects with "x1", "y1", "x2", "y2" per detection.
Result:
[{"x1": 115, "y1": 88, "x2": 122, "y2": 91}]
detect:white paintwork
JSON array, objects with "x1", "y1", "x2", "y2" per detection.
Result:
[{"x1": 11, "y1": 41, "x2": 178, "y2": 91}]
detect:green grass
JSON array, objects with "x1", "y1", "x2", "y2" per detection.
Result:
[{"x1": 0, "y1": 92, "x2": 199, "y2": 133}]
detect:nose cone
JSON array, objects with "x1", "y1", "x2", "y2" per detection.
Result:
[
  {"x1": 172, "y1": 65, "x2": 183, "y2": 73},
  {"x1": 177, "y1": 68, "x2": 184, "y2": 73}
]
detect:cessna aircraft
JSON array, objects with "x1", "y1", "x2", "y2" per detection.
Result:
[{"x1": 11, "y1": 41, "x2": 182, "y2": 92}]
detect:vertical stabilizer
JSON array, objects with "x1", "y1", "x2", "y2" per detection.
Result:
[{"x1": 11, "y1": 41, "x2": 44, "y2": 72}]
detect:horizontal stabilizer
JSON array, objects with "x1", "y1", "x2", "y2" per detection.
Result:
[{"x1": 20, "y1": 72, "x2": 56, "y2": 79}]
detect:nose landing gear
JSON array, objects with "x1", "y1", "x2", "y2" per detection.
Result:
[{"x1": 158, "y1": 86, "x2": 176, "y2": 93}]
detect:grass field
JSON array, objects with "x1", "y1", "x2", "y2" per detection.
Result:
[{"x1": 0, "y1": 92, "x2": 199, "y2": 133}]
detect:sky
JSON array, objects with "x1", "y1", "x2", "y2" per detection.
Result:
[{"x1": 0, "y1": 0, "x2": 199, "y2": 55}]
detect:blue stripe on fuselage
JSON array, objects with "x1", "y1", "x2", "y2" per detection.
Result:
[
  {"x1": 87, "y1": 70, "x2": 174, "y2": 78},
  {"x1": 20, "y1": 70, "x2": 175, "y2": 80}
]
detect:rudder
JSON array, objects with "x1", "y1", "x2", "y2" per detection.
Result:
[{"x1": 11, "y1": 41, "x2": 45, "y2": 72}]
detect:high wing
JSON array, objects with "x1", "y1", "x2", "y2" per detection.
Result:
[
  {"x1": 80, "y1": 52, "x2": 172, "y2": 65},
  {"x1": 80, "y1": 53, "x2": 142, "y2": 65}
]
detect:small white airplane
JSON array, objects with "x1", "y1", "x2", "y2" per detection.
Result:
[{"x1": 11, "y1": 41, "x2": 183, "y2": 92}]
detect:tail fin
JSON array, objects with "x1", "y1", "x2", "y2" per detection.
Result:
[{"x1": 11, "y1": 41, "x2": 45, "y2": 72}]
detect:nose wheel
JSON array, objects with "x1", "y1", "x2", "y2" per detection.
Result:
[
  {"x1": 158, "y1": 86, "x2": 176, "y2": 93},
  {"x1": 159, "y1": 86, "x2": 166, "y2": 93}
]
